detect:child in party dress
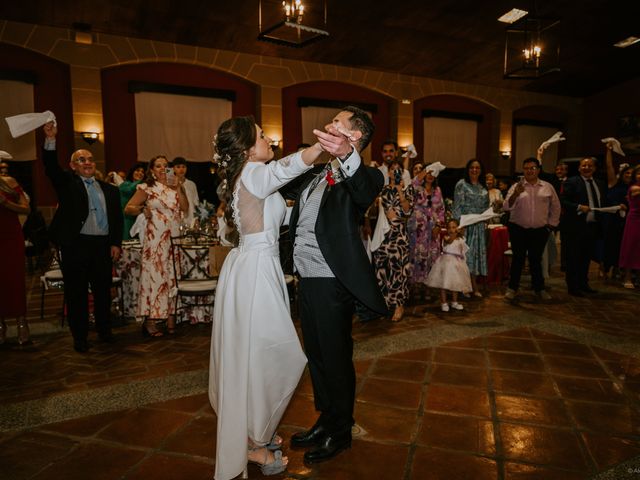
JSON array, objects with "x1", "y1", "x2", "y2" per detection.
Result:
[{"x1": 426, "y1": 219, "x2": 473, "y2": 312}]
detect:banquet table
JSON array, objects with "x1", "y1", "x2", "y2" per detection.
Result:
[
  {"x1": 116, "y1": 239, "x2": 231, "y2": 323},
  {"x1": 486, "y1": 225, "x2": 510, "y2": 284}
]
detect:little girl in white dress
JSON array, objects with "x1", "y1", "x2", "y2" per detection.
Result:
[{"x1": 426, "y1": 219, "x2": 473, "y2": 311}]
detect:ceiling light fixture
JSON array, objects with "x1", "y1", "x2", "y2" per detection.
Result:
[
  {"x1": 614, "y1": 36, "x2": 640, "y2": 48},
  {"x1": 503, "y1": 15, "x2": 560, "y2": 79},
  {"x1": 497, "y1": 8, "x2": 528, "y2": 24},
  {"x1": 258, "y1": 0, "x2": 329, "y2": 48}
]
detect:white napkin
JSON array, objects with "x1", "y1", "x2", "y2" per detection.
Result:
[
  {"x1": 459, "y1": 206, "x2": 501, "y2": 228},
  {"x1": 0, "y1": 150, "x2": 12, "y2": 160},
  {"x1": 108, "y1": 172, "x2": 124, "y2": 186},
  {"x1": 5, "y1": 111, "x2": 57, "y2": 138},
  {"x1": 591, "y1": 205, "x2": 621, "y2": 214},
  {"x1": 129, "y1": 214, "x2": 147, "y2": 247},
  {"x1": 425, "y1": 161, "x2": 446, "y2": 177},
  {"x1": 402, "y1": 144, "x2": 418, "y2": 159},
  {"x1": 601, "y1": 137, "x2": 626, "y2": 157},
  {"x1": 217, "y1": 215, "x2": 235, "y2": 247},
  {"x1": 369, "y1": 201, "x2": 390, "y2": 252},
  {"x1": 539, "y1": 131, "x2": 565, "y2": 151}
]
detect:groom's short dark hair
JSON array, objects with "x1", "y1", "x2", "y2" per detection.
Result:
[{"x1": 342, "y1": 105, "x2": 375, "y2": 153}]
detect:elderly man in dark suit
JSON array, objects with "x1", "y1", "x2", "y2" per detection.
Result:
[
  {"x1": 42, "y1": 122, "x2": 123, "y2": 352},
  {"x1": 560, "y1": 157, "x2": 606, "y2": 297},
  {"x1": 287, "y1": 106, "x2": 387, "y2": 464}
]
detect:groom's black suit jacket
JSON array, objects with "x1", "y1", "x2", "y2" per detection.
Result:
[{"x1": 287, "y1": 161, "x2": 387, "y2": 315}]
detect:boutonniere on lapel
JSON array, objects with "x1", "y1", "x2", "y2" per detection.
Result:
[{"x1": 325, "y1": 158, "x2": 345, "y2": 190}]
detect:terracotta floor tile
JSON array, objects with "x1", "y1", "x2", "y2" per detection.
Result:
[
  {"x1": 354, "y1": 358, "x2": 374, "y2": 376},
  {"x1": 443, "y1": 337, "x2": 486, "y2": 349},
  {"x1": 430, "y1": 363, "x2": 488, "y2": 389},
  {"x1": 500, "y1": 422, "x2": 589, "y2": 471},
  {"x1": 124, "y1": 452, "x2": 212, "y2": 480},
  {"x1": 162, "y1": 416, "x2": 216, "y2": 458},
  {"x1": 97, "y1": 407, "x2": 192, "y2": 448},
  {"x1": 485, "y1": 337, "x2": 538, "y2": 354},
  {"x1": 0, "y1": 431, "x2": 78, "y2": 480},
  {"x1": 495, "y1": 394, "x2": 572, "y2": 426},
  {"x1": 503, "y1": 462, "x2": 587, "y2": 480},
  {"x1": 32, "y1": 442, "x2": 146, "y2": 480},
  {"x1": 489, "y1": 328, "x2": 532, "y2": 339},
  {"x1": 553, "y1": 376, "x2": 626, "y2": 403},
  {"x1": 358, "y1": 377, "x2": 423, "y2": 410},
  {"x1": 417, "y1": 412, "x2": 495, "y2": 456},
  {"x1": 488, "y1": 351, "x2": 545, "y2": 373},
  {"x1": 288, "y1": 439, "x2": 408, "y2": 480},
  {"x1": 40, "y1": 411, "x2": 121, "y2": 437},
  {"x1": 544, "y1": 355, "x2": 609, "y2": 378},
  {"x1": 433, "y1": 347, "x2": 487, "y2": 367},
  {"x1": 529, "y1": 330, "x2": 574, "y2": 342},
  {"x1": 567, "y1": 401, "x2": 640, "y2": 436},
  {"x1": 424, "y1": 384, "x2": 491, "y2": 418},
  {"x1": 279, "y1": 393, "x2": 318, "y2": 430},
  {"x1": 295, "y1": 371, "x2": 315, "y2": 396},
  {"x1": 536, "y1": 340, "x2": 595, "y2": 358},
  {"x1": 410, "y1": 447, "x2": 499, "y2": 480},
  {"x1": 369, "y1": 358, "x2": 428, "y2": 383},
  {"x1": 354, "y1": 402, "x2": 419, "y2": 443},
  {"x1": 582, "y1": 432, "x2": 640, "y2": 470},
  {"x1": 145, "y1": 393, "x2": 209, "y2": 414},
  {"x1": 490, "y1": 369, "x2": 557, "y2": 397},
  {"x1": 605, "y1": 358, "x2": 640, "y2": 382},
  {"x1": 386, "y1": 347, "x2": 432, "y2": 362}
]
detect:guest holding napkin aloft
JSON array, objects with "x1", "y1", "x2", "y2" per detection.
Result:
[{"x1": 125, "y1": 155, "x2": 188, "y2": 336}]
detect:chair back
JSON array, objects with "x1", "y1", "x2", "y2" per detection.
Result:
[{"x1": 170, "y1": 233, "x2": 217, "y2": 283}]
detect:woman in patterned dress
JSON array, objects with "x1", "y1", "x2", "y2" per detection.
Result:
[
  {"x1": 407, "y1": 163, "x2": 445, "y2": 298},
  {"x1": 373, "y1": 160, "x2": 415, "y2": 321},
  {"x1": 452, "y1": 159, "x2": 489, "y2": 297},
  {"x1": 125, "y1": 155, "x2": 188, "y2": 336}
]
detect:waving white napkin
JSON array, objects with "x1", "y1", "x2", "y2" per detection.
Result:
[
  {"x1": 369, "y1": 201, "x2": 390, "y2": 252},
  {"x1": 601, "y1": 137, "x2": 626, "y2": 157},
  {"x1": 459, "y1": 206, "x2": 501, "y2": 228},
  {"x1": 0, "y1": 150, "x2": 12, "y2": 160},
  {"x1": 402, "y1": 144, "x2": 418, "y2": 159},
  {"x1": 425, "y1": 161, "x2": 446, "y2": 177},
  {"x1": 5, "y1": 111, "x2": 57, "y2": 138},
  {"x1": 539, "y1": 131, "x2": 565, "y2": 151},
  {"x1": 129, "y1": 214, "x2": 147, "y2": 247}
]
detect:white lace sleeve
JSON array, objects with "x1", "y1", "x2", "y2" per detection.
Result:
[{"x1": 241, "y1": 151, "x2": 312, "y2": 200}]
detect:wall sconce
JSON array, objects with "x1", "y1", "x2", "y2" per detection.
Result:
[
  {"x1": 81, "y1": 132, "x2": 99, "y2": 145},
  {"x1": 270, "y1": 139, "x2": 281, "y2": 151},
  {"x1": 500, "y1": 150, "x2": 511, "y2": 159}
]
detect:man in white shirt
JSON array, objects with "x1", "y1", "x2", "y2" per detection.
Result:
[
  {"x1": 172, "y1": 157, "x2": 199, "y2": 227},
  {"x1": 376, "y1": 140, "x2": 412, "y2": 186}
]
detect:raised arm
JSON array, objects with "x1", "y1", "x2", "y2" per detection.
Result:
[{"x1": 604, "y1": 142, "x2": 616, "y2": 188}]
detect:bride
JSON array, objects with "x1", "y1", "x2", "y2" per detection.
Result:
[{"x1": 208, "y1": 116, "x2": 349, "y2": 479}]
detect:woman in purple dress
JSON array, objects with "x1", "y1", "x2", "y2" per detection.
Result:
[
  {"x1": 407, "y1": 163, "x2": 445, "y2": 298},
  {"x1": 619, "y1": 165, "x2": 640, "y2": 289}
]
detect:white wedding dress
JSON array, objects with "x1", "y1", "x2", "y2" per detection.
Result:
[{"x1": 208, "y1": 151, "x2": 311, "y2": 480}]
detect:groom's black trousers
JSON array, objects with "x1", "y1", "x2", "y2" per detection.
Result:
[{"x1": 298, "y1": 277, "x2": 356, "y2": 434}]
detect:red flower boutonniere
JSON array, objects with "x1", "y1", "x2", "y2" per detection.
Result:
[{"x1": 325, "y1": 169, "x2": 336, "y2": 186}]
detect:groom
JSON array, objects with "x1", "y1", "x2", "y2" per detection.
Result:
[{"x1": 288, "y1": 106, "x2": 387, "y2": 464}]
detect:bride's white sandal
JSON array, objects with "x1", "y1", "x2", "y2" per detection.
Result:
[{"x1": 243, "y1": 444, "x2": 287, "y2": 478}]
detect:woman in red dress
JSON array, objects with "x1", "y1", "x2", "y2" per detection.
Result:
[{"x1": 0, "y1": 174, "x2": 31, "y2": 345}]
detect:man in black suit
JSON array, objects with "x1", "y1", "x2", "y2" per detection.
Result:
[
  {"x1": 288, "y1": 106, "x2": 387, "y2": 464},
  {"x1": 560, "y1": 157, "x2": 606, "y2": 296},
  {"x1": 42, "y1": 122, "x2": 123, "y2": 352}
]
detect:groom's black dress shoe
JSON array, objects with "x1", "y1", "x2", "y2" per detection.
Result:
[
  {"x1": 303, "y1": 430, "x2": 352, "y2": 464},
  {"x1": 291, "y1": 423, "x2": 328, "y2": 448}
]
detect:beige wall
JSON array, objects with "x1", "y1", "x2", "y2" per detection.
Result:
[{"x1": 1, "y1": 19, "x2": 584, "y2": 176}]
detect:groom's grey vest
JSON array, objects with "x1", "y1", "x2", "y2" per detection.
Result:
[{"x1": 293, "y1": 181, "x2": 334, "y2": 278}]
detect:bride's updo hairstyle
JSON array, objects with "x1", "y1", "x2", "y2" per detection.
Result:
[{"x1": 213, "y1": 116, "x2": 257, "y2": 226}]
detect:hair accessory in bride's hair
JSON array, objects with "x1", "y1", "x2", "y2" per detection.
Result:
[{"x1": 212, "y1": 134, "x2": 231, "y2": 168}]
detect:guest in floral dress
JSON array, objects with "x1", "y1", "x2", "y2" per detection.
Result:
[
  {"x1": 453, "y1": 159, "x2": 489, "y2": 296},
  {"x1": 407, "y1": 163, "x2": 445, "y2": 298},
  {"x1": 125, "y1": 155, "x2": 189, "y2": 336},
  {"x1": 373, "y1": 160, "x2": 415, "y2": 321}
]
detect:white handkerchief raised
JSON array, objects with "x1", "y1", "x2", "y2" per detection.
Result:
[
  {"x1": 601, "y1": 137, "x2": 626, "y2": 157},
  {"x1": 369, "y1": 201, "x2": 390, "y2": 252},
  {"x1": 0, "y1": 150, "x2": 12, "y2": 160},
  {"x1": 539, "y1": 131, "x2": 565, "y2": 151},
  {"x1": 5, "y1": 111, "x2": 57, "y2": 138},
  {"x1": 591, "y1": 205, "x2": 621, "y2": 214},
  {"x1": 402, "y1": 144, "x2": 418, "y2": 159},
  {"x1": 425, "y1": 161, "x2": 446, "y2": 177},
  {"x1": 459, "y1": 207, "x2": 501, "y2": 228}
]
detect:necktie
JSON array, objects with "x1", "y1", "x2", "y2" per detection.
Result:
[
  {"x1": 305, "y1": 164, "x2": 330, "y2": 200},
  {"x1": 587, "y1": 179, "x2": 600, "y2": 208},
  {"x1": 84, "y1": 178, "x2": 108, "y2": 230}
]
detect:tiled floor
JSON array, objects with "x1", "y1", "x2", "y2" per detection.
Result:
[{"x1": 1, "y1": 270, "x2": 640, "y2": 479}]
